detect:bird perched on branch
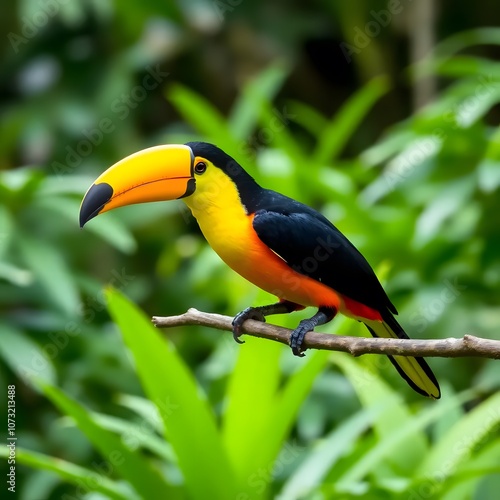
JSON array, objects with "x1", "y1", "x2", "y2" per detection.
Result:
[{"x1": 80, "y1": 142, "x2": 440, "y2": 399}]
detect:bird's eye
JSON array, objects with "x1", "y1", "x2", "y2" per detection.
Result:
[{"x1": 194, "y1": 161, "x2": 207, "y2": 174}]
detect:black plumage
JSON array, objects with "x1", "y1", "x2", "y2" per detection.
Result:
[{"x1": 252, "y1": 197, "x2": 397, "y2": 316}]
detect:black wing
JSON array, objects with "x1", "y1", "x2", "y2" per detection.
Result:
[{"x1": 251, "y1": 190, "x2": 396, "y2": 315}]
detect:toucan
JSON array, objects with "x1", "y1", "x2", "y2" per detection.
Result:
[{"x1": 80, "y1": 142, "x2": 440, "y2": 399}]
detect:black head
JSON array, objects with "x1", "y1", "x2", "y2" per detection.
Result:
[
  {"x1": 185, "y1": 142, "x2": 263, "y2": 210},
  {"x1": 185, "y1": 142, "x2": 255, "y2": 184}
]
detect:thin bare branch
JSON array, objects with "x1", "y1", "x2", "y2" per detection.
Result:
[{"x1": 152, "y1": 309, "x2": 500, "y2": 359}]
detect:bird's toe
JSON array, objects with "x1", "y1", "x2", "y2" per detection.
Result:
[
  {"x1": 232, "y1": 307, "x2": 265, "y2": 344},
  {"x1": 231, "y1": 318, "x2": 246, "y2": 344},
  {"x1": 289, "y1": 320, "x2": 314, "y2": 357}
]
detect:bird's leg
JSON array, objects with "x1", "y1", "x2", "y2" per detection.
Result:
[
  {"x1": 232, "y1": 300, "x2": 300, "y2": 344},
  {"x1": 290, "y1": 307, "x2": 337, "y2": 357}
]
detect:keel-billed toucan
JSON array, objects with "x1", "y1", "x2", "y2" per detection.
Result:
[{"x1": 80, "y1": 142, "x2": 440, "y2": 399}]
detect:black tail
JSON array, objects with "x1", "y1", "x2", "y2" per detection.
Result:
[{"x1": 363, "y1": 315, "x2": 441, "y2": 399}]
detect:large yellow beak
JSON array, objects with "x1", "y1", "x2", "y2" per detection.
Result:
[{"x1": 79, "y1": 144, "x2": 195, "y2": 227}]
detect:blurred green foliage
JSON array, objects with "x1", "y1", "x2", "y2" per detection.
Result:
[{"x1": 1, "y1": 1, "x2": 500, "y2": 499}]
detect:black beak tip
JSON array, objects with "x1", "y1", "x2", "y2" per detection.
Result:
[{"x1": 79, "y1": 183, "x2": 114, "y2": 228}]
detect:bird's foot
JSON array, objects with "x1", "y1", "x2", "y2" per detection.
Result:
[
  {"x1": 289, "y1": 318, "x2": 317, "y2": 357},
  {"x1": 232, "y1": 307, "x2": 266, "y2": 344},
  {"x1": 289, "y1": 308, "x2": 336, "y2": 357}
]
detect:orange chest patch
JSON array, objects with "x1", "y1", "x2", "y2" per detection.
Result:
[{"x1": 194, "y1": 211, "x2": 341, "y2": 309}]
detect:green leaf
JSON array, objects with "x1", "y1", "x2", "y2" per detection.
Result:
[
  {"x1": 250, "y1": 318, "x2": 357, "y2": 489},
  {"x1": 336, "y1": 390, "x2": 475, "y2": 488},
  {"x1": 92, "y1": 412, "x2": 176, "y2": 463},
  {"x1": 434, "y1": 56, "x2": 500, "y2": 80},
  {"x1": 227, "y1": 349, "x2": 331, "y2": 500},
  {"x1": 0, "y1": 204, "x2": 13, "y2": 257},
  {"x1": 82, "y1": 212, "x2": 138, "y2": 254},
  {"x1": 332, "y1": 352, "x2": 428, "y2": 473},
  {"x1": 415, "y1": 176, "x2": 476, "y2": 246},
  {"x1": 0, "y1": 447, "x2": 134, "y2": 500},
  {"x1": 168, "y1": 84, "x2": 244, "y2": 163},
  {"x1": 35, "y1": 380, "x2": 176, "y2": 499},
  {"x1": 485, "y1": 124, "x2": 500, "y2": 161},
  {"x1": 413, "y1": 28, "x2": 500, "y2": 78},
  {"x1": 106, "y1": 288, "x2": 238, "y2": 500},
  {"x1": 17, "y1": 234, "x2": 80, "y2": 316},
  {"x1": 279, "y1": 405, "x2": 384, "y2": 500},
  {"x1": 313, "y1": 76, "x2": 390, "y2": 164},
  {"x1": 259, "y1": 101, "x2": 306, "y2": 164},
  {"x1": 36, "y1": 175, "x2": 93, "y2": 197},
  {"x1": 478, "y1": 125, "x2": 500, "y2": 193},
  {"x1": 433, "y1": 27, "x2": 500, "y2": 59},
  {"x1": 360, "y1": 129, "x2": 414, "y2": 167},
  {"x1": 287, "y1": 100, "x2": 328, "y2": 138},
  {"x1": 222, "y1": 335, "x2": 284, "y2": 486},
  {"x1": 477, "y1": 160, "x2": 500, "y2": 193},
  {"x1": 0, "y1": 167, "x2": 45, "y2": 201},
  {"x1": 33, "y1": 196, "x2": 138, "y2": 254},
  {"x1": 0, "y1": 324, "x2": 56, "y2": 384},
  {"x1": 229, "y1": 63, "x2": 289, "y2": 140},
  {"x1": 439, "y1": 440, "x2": 500, "y2": 500},
  {"x1": 116, "y1": 394, "x2": 164, "y2": 433},
  {"x1": 0, "y1": 261, "x2": 33, "y2": 286},
  {"x1": 417, "y1": 392, "x2": 500, "y2": 480}
]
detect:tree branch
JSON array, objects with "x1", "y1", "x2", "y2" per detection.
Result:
[{"x1": 152, "y1": 309, "x2": 500, "y2": 359}]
